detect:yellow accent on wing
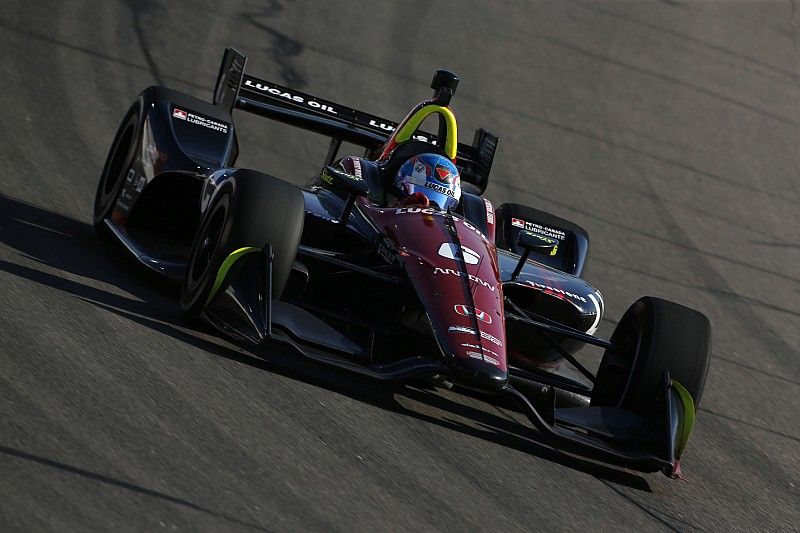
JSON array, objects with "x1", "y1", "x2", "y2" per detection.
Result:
[
  {"x1": 205, "y1": 247, "x2": 261, "y2": 306},
  {"x1": 671, "y1": 379, "x2": 697, "y2": 459}
]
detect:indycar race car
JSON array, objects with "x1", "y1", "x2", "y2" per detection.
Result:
[{"x1": 93, "y1": 48, "x2": 711, "y2": 478}]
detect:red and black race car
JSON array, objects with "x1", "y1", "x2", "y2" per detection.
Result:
[{"x1": 94, "y1": 48, "x2": 711, "y2": 478}]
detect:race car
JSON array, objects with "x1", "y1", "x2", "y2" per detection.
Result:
[{"x1": 93, "y1": 48, "x2": 711, "y2": 478}]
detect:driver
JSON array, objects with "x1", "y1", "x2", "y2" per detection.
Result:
[{"x1": 392, "y1": 153, "x2": 461, "y2": 210}]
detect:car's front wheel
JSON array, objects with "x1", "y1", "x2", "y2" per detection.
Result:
[
  {"x1": 180, "y1": 169, "x2": 304, "y2": 320},
  {"x1": 591, "y1": 296, "x2": 712, "y2": 416}
]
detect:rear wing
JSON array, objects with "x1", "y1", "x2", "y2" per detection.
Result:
[{"x1": 212, "y1": 48, "x2": 497, "y2": 194}]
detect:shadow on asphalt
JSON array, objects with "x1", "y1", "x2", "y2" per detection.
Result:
[
  {"x1": 0, "y1": 444, "x2": 270, "y2": 531},
  {"x1": 0, "y1": 193, "x2": 653, "y2": 493}
]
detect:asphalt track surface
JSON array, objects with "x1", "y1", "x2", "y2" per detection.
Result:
[{"x1": 1, "y1": 1, "x2": 799, "y2": 531}]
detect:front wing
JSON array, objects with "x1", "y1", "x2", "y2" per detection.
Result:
[{"x1": 202, "y1": 245, "x2": 695, "y2": 478}]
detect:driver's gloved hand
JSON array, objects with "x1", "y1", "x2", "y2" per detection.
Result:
[{"x1": 396, "y1": 192, "x2": 430, "y2": 208}]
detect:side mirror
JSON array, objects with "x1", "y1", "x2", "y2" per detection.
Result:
[
  {"x1": 320, "y1": 165, "x2": 370, "y2": 197},
  {"x1": 320, "y1": 165, "x2": 370, "y2": 224},
  {"x1": 511, "y1": 230, "x2": 559, "y2": 281},
  {"x1": 517, "y1": 230, "x2": 558, "y2": 256}
]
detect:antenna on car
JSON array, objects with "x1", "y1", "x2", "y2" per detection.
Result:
[{"x1": 431, "y1": 70, "x2": 459, "y2": 106}]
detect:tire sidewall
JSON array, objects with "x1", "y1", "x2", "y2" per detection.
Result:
[
  {"x1": 591, "y1": 300, "x2": 647, "y2": 408},
  {"x1": 94, "y1": 99, "x2": 144, "y2": 228},
  {"x1": 181, "y1": 179, "x2": 239, "y2": 316}
]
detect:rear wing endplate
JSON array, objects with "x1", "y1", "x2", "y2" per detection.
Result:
[{"x1": 212, "y1": 48, "x2": 497, "y2": 194}]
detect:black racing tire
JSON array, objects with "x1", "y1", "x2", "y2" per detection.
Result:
[
  {"x1": 180, "y1": 169, "x2": 304, "y2": 320},
  {"x1": 591, "y1": 296, "x2": 711, "y2": 416},
  {"x1": 93, "y1": 99, "x2": 143, "y2": 234}
]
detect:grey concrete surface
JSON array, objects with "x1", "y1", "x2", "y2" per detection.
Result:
[{"x1": 0, "y1": 1, "x2": 798, "y2": 530}]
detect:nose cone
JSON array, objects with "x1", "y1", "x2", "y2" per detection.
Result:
[
  {"x1": 360, "y1": 203, "x2": 509, "y2": 391},
  {"x1": 449, "y1": 357, "x2": 508, "y2": 391}
]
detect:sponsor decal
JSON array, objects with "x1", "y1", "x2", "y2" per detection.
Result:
[
  {"x1": 464, "y1": 350, "x2": 499, "y2": 366},
  {"x1": 243, "y1": 77, "x2": 442, "y2": 144},
  {"x1": 173, "y1": 107, "x2": 229, "y2": 133},
  {"x1": 117, "y1": 169, "x2": 147, "y2": 212},
  {"x1": 437, "y1": 243, "x2": 480, "y2": 265},
  {"x1": 376, "y1": 240, "x2": 397, "y2": 265},
  {"x1": 366, "y1": 119, "x2": 435, "y2": 143},
  {"x1": 454, "y1": 304, "x2": 492, "y2": 324},
  {"x1": 481, "y1": 331, "x2": 502, "y2": 346},
  {"x1": 484, "y1": 200, "x2": 494, "y2": 224},
  {"x1": 406, "y1": 158, "x2": 431, "y2": 188},
  {"x1": 352, "y1": 158, "x2": 362, "y2": 178},
  {"x1": 395, "y1": 207, "x2": 441, "y2": 215},
  {"x1": 483, "y1": 354, "x2": 500, "y2": 366},
  {"x1": 346, "y1": 172, "x2": 364, "y2": 181},
  {"x1": 424, "y1": 181, "x2": 457, "y2": 198},
  {"x1": 320, "y1": 166, "x2": 363, "y2": 186},
  {"x1": 243, "y1": 79, "x2": 338, "y2": 114},
  {"x1": 525, "y1": 281, "x2": 587, "y2": 303},
  {"x1": 369, "y1": 119, "x2": 395, "y2": 132},
  {"x1": 448, "y1": 326, "x2": 503, "y2": 347},
  {"x1": 461, "y1": 343, "x2": 499, "y2": 358},
  {"x1": 187, "y1": 114, "x2": 228, "y2": 133},
  {"x1": 124, "y1": 168, "x2": 146, "y2": 191},
  {"x1": 511, "y1": 218, "x2": 566, "y2": 241},
  {"x1": 391, "y1": 209, "x2": 486, "y2": 238},
  {"x1": 460, "y1": 219, "x2": 486, "y2": 239},
  {"x1": 434, "y1": 164, "x2": 456, "y2": 185},
  {"x1": 434, "y1": 267, "x2": 495, "y2": 291}
]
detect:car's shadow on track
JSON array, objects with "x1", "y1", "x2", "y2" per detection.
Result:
[{"x1": 0, "y1": 193, "x2": 653, "y2": 493}]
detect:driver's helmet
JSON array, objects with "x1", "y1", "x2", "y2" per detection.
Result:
[{"x1": 393, "y1": 153, "x2": 461, "y2": 210}]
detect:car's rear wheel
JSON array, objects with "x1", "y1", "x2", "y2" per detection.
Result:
[
  {"x1": 180, "y1": 169, "x2": 304, "y2": 320},
  {"x1": 93, "y1": 100, "x2": 143, "y2": 233},
  {"x1": 591, "y1": 296, "x2": 711, "y2": 416}
]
